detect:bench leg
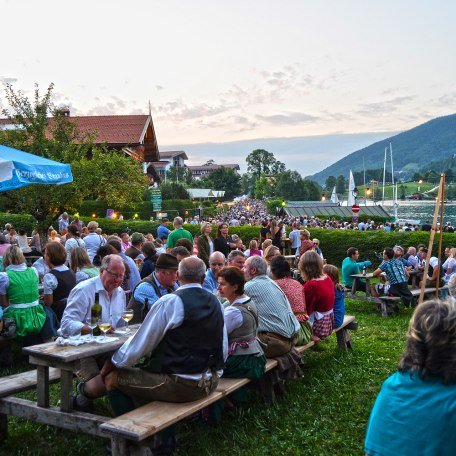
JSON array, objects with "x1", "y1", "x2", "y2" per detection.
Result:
[
  {"x1": 0, "y1": 413, "x2": 7, "y2": 443},
  {"x1": 380, "y1": 301, "x2": 388, "y2": 318},
  {"x1": 111, "y1": 436, "x2": 129, "y2": 456},
  {"x1": 336, "y1": 329, "x2": 353, "y2": 350}
]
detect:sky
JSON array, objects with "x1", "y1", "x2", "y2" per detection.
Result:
[{"x1": 1, "y1": 0, "x2": 456, "y2": 174}]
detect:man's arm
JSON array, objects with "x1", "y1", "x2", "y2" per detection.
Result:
[
  {"x1": 111, "y1": 293, "x2": 184, "y2": 368},
  {"x1": 372, "y1": 267, "x2": 383, "y2": 278}
]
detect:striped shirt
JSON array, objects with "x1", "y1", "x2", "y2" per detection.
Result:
[
  {"x1": 245, "y1": 275, "x2": 300, "y2": 339},
  {"x1": 379, "y1": 258, "x2": 407, "y2": 285}
]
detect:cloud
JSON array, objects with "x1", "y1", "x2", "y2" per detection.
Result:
[
  {"x1": 436, "y1": 92, "x2": 456, "y2": 106},
  {"x1": 0, "y1": 76, "x2": 18, "y2": 85},
  {"x1": 357, "y1": 96, "x2": 415, "y2": 116},
  {"x1": 256, "y1": 112, "x2": 319, "y2": 125},
  {"x1": 155, "y1": 85, "x2": 164, "y2": 91}
]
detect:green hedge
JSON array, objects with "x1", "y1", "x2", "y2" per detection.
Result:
[{"x1": 0, "y1": 212, "x2": 37, "y2": 233}]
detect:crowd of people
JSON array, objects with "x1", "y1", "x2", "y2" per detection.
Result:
[{"x1": 0, "y1": 208, "x2": 455, "y2": 454}]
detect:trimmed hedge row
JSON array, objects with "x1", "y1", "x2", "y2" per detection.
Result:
[{"x1": 0, "y1": 213, "x2": 37, "y2": 233}]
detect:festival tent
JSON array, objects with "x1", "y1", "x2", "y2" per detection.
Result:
[{"x1": 0, "y1": 145, "x2": 73, "y2": 191}]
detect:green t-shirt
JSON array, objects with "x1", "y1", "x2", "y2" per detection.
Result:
[{"x1": 166, "y1": 227, "x2": 194, "y2": 249}]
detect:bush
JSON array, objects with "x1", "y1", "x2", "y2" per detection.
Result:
[{"x1": 0, "y1": 212, "x2": 37, "y2": 233}]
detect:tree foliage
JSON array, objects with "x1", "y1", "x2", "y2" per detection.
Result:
[
  {"x1": 199, "y1": 167, "x2": 241, "y2": 199},
  {"x1": 254, "y1": 176, "x2": 275, "y2": 199},
  {"x1": 246, "y1": 149, "x2": 285, "y2": 179},
  {"x1": 159, "y1": 182, "x2": 190, "y2": 200},
  {"x1": 325, "y1": 175, "x2": 337, "y2": 190},
  {"x1": 166, "y1": 165, "x2": 193, "y2": 184},
  {"x1": 336, "y1": 175, "x2": 346, "y2": 194}
]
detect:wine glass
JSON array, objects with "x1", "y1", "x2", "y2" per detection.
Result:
[
  {"x1": 121, "y1": 309, "x2": 134, "y2": 334},
  {"x1": 97, "y1": 318, "x2": 111, "y2": 341},
  {"x1": 86, "y1": 316, "x2": 98, "y2": 340}
]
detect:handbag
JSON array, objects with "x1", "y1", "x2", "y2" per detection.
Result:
[{"x1": 295, "y1": 320, "x2": 312, "y2": 346}]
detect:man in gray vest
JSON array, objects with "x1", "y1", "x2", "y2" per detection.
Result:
[{"x1": 243, "y1": 256, "x2": 300, "y2": 357}]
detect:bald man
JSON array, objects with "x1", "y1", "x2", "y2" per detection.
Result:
[{"x1": 203, "y1": 251, "x2": 226, "y2": 294}]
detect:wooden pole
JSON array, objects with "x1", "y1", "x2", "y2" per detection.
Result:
[
  {"x1": 435, "y1": 174, "x2": 446, "y2": 297},
  {"x1": 419, "y1": 174, "x2": 445, "y2": 305}
]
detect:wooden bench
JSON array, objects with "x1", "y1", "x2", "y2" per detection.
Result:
[
  {"x1": 410, "y1": 285, "x2": 448, "y2": 301},
  {"x1": 99, "y1": 315, "x2": 357, "y2": 455}
]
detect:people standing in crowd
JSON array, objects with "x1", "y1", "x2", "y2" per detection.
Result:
[
  {"x1": 214, "y1": 223, "x2": 236, "y2": 259},
  {"x1": 299, "y1": 251, "x2": 334, "y2": 342},
  {"x1": 166, "y1": 217, "x2": 194, "y2": 250},
  {"x1": 120, "y1": 233, "x2": 131, "y2": 253},
  {"x1": 228, "y1": 250, "x2": 246, "y2": 270},
  {"x1": 364, "y1": 298, "x2": 456, "y2": 456},
  {"x1": 268, "y1": 219, "x2": 282, "y2": 249},
  {"x1": 48, "y1": 229, "x2": 61, "y2": 243},
  {"x1": 289, "y1": 222, "x2": 301, "y2": 255},
  {"x1": 157, "y1": 218, "x2": 170, "y2": 242},
  {"x1": 43, "y1": 242, "x2": 76, "y2": 322},
  {"x1": 244, "y1": 239, "x2": 262, "y2": 257},
  {"x1": 312, "y1": 238, "x2": 324, "y2": 259},
  {"x1": 58, "y1": 212, "x2": 70, "y2": 234},
  {"x1": 298, "y1": 229, "x2": 314, "y2": 256},
  {"x1": 203, "y1": 251, "x2": 226, "y2": 294},
  {"x1": 341, "y1": 247, "x2": 372, "y2": 291},
  {"x1": 243, "y1": 256, "x2": 300, "y2": 357},
  {"x1": 197, "y1": 221, "x2": 214, "y2": 268},
  {"x1": 83, "y1": 221, "x2": 106, "y2": 262},
  {"x1": 372, "y1": 247, "x2": 413, "y2": 308}
]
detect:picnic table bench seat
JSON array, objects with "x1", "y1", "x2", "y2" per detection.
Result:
[
  {"x1": 0, "y1": 367, "x2": 61, "y2": 398},
  {"x1": 100, "y1": 315, "x2": 357, "y2": 455}
]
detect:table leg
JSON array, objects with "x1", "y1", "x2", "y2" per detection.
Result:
[
  {"x1": 365, "y1": 278, "x2": 371, "y2": 297},
  {"x1": 37, "y1": 365, "x2": 50, "y2": 408},
  {"x1": 0, "y1": 412, "x2": 7, "y2": 442},
  {"x1": 351, "y1": 278, "x2": 357, "y2": 295},
  {"x1": 60, "y1": 369, "x2": 74, "y2": 412}
]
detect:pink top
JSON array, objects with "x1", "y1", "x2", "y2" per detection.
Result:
[
  {"x1": 248, "y1": 249, "x2": 263, "y2": 257},
  {"x1": 275, "y1": 277, "x2": 308, "y2": 322},
  {"x1": 0, "y1": 243, "x2": 10, "y2": 256}
]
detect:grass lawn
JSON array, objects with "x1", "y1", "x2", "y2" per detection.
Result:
[{"x1": 1, "y1": 298, "x2": 411, "y2": 455}]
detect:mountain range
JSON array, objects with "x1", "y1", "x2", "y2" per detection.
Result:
[{"x1": 308, "y1": 113, "x2": 456, "y2": 185}]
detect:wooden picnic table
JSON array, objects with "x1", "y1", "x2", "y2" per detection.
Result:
[
  {"x1": 350, "y1": 272, "x2": 374, "y2": 297},
  {"x1": 22, "y1": 327, "x2": 138, "y2": 412}
]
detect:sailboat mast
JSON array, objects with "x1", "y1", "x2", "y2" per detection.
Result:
[
  {"x1": 382, "y1": 147, "x2": 387, "y2": 205},
  {"x1": 390, "y1": 142, "x2": 395, "y2": 194}
]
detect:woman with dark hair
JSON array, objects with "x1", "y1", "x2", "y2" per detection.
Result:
[
  {"x1": 299, "y1": 250, "x2": 334, "y2": 342},
  {"x1": 217, "y1": 266, "x2": 265, "y2": 379},
  {"x1": 267, "y1": 219, "x2": 282, "y2": 249},
  {"x1": 270, "y1": 255, "x2": 311, "y2": 345},
  {"x1": 213, "y1": 223, "x2": 236, "y2": 259},
  {"x1": 43, "y1": 241, "x2": 76, "y2": 321},
  {"x1": 140, "y1": 241, "x2": 158, "y2": 279},
  {"x1": 365, "y1": 298, "x2": 456, "y2": 455}
]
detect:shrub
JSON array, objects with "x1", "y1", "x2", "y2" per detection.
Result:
[{"x1": 0, "y1": 212, "x2": 37, "y2": 233}]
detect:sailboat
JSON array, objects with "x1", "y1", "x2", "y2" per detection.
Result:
[
  {"x1": 330, "y1": 186, "x2": 339, "y2": 204},
  {"x1": 347, "y1": 170, "x2": 356, "y2": 206}
]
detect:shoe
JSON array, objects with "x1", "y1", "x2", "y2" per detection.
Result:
[{"x1": 73, "y1": 393, "x2": 94, "y2": 413}]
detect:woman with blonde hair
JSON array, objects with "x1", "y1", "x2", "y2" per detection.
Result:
[
  {"x1": 48, "y1": 229, "x2": 61, "y2": 243},
  {"x1": 197, "y1": 221, "x2": 213, "y2": 268},
  {"x1": 365, "y1": 298, "x2": 456, "y2": 455},
  {"x1": 299, "y1": 250, "x2": 334, "y2": 342},
  {"x1": 69, "y1": 247, "x2": 99, "y2": 284},
  {"x1": 298, "y1": 229, "x2": 314, "y2": 256},
  {"x1": 264, "y1": 245, "x2": 281, "y2": 265},
  {"x1": 0, "y1": 245, "x2": 45, "y2": 337}
]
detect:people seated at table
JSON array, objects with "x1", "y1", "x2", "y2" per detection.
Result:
[
  {"x1": 96, "y1": 256, "x2": 226, "y2": 437},
  {"x1": 16, "y1": 229, "x2": 33, "y2": 256},
  {"x1": 370, "y1": 273, "x2": 391, "y2": 298},
  {"x1": 29, "y1": 228, "x2": 42, "y2": 256},
  {"x1": 442, "y1": 247, "x2": 456, "y2": 283},
  {"x1": 43, "y1": 242, "x2": 76, "y2": 322},
  {"x1": 364, "y1": 297, "x2": 456, "y2": 456},
  {"x1": 372, "y1": 247, "x2": 413, "y2": 308},
  {"x1": 217, "y1": 266, "x2": 265, "y2": 379},
  {"x1": 341, "y1": 247, "x2": 372, "y2": 292},
  {"x1": 270, "y1": 255, "x2": 311, "y2": 346},
  {"x1": 124, "y1": 232, "x2": 145, "y2": 261},
  {"x1": 228, "y1": 250, "x2": 246, "y2": 270},
  {"x1": 299, "y1": 251, "x2": 334, "y2": 342},
  {"x1": 197, "y1": 221, "x2": 214, "y2": 268},
  {"x1": 69, "y1": 247, "x2": 99, "y2": 284},
  {"x1": 404, "y1": 246, "x2": 419, "y2": 269},
  {"x1": 0, "y1": 245, "x2": 46, "y2": 337},
  {"x1": 127, "y1": 253, "x2": 179, "y2": 323},
  {"x1": 243, "y1": 256, "x2": 300, "y2": 357},
  {"x1": 139, "y1": 241, "x2": 158, "y2": 279},
  {"x1": 419, "y1": 256, "x2": 445, "y2": 288},
  {"x1": 203, "y1": 251, "x2": 226, "y2": 294},
  {"x1": 323, "y1": 264, "x2": 345, "y2": 329}
]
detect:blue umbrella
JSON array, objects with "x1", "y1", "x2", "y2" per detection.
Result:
[{"x1": 0, "y1": 144, "x2": 73, "y2": 191}]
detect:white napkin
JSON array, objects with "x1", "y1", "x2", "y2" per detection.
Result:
[{"x1": 55, "y1": 335, "x2": 119, "y2": 346}]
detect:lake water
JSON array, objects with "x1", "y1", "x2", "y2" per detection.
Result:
[{"x1": 381, "y1": 201, "x2": 456, "y2": 226}]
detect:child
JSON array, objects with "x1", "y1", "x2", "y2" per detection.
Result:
[
  {"x1": 323, "y1": 264, "x2": 345, "y2": 329},
  {"x1": 245, "y1": 239, "x2": 263, "y2": 257}
]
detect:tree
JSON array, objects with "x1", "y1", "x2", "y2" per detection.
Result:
[
  {"x1": 325, "y1": 175, "x2": 337, "y2": 191},
  {"x1": 240, "y1": 173, "x2": 255, "y2": 197},
  {"x1": 159, "y1": 182, "x2": 190, "y2": 200},
  {"x1": 399, "y1": 184, "x2": 406, "y2": 200},
  {"x1": 336, "y1": 175, "x2": 346, "y2": 194},
  {"x1": 0, "y1": 83, "x2": 147, "y2": 235},
  {"x1": 303, "y1": 179, "x2": 322, "y2": 201},
  {"x1": 166, "y1": 165, "x2": 193, "y2": 184},
  {"x1": 246, "y1": 149, "x2": 278, "y2": 179},
  {"x1": 254, "y1": 176, "x2": 275, "y2": 199},
  {"x1": 203, "y1": 159, "x2": 215, "y2": 166},
  {"x1": 201, "y1": 167, "x2": 241, "y2": 199},
  {"x1": 275, "y1": 170, "x2": 308, "y2": 200}
]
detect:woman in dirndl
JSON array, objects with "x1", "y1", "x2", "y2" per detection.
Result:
[{"x1": 0, "y1": 245, "x2": 46, "y2": 337}]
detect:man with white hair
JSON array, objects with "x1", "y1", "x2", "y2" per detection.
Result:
[
  {"x1": 166, "y1": 217, "x2": 193, "y2": 250},
  {"x1": 243, "y1": 256, "x2": 300, "y2": 357}
]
